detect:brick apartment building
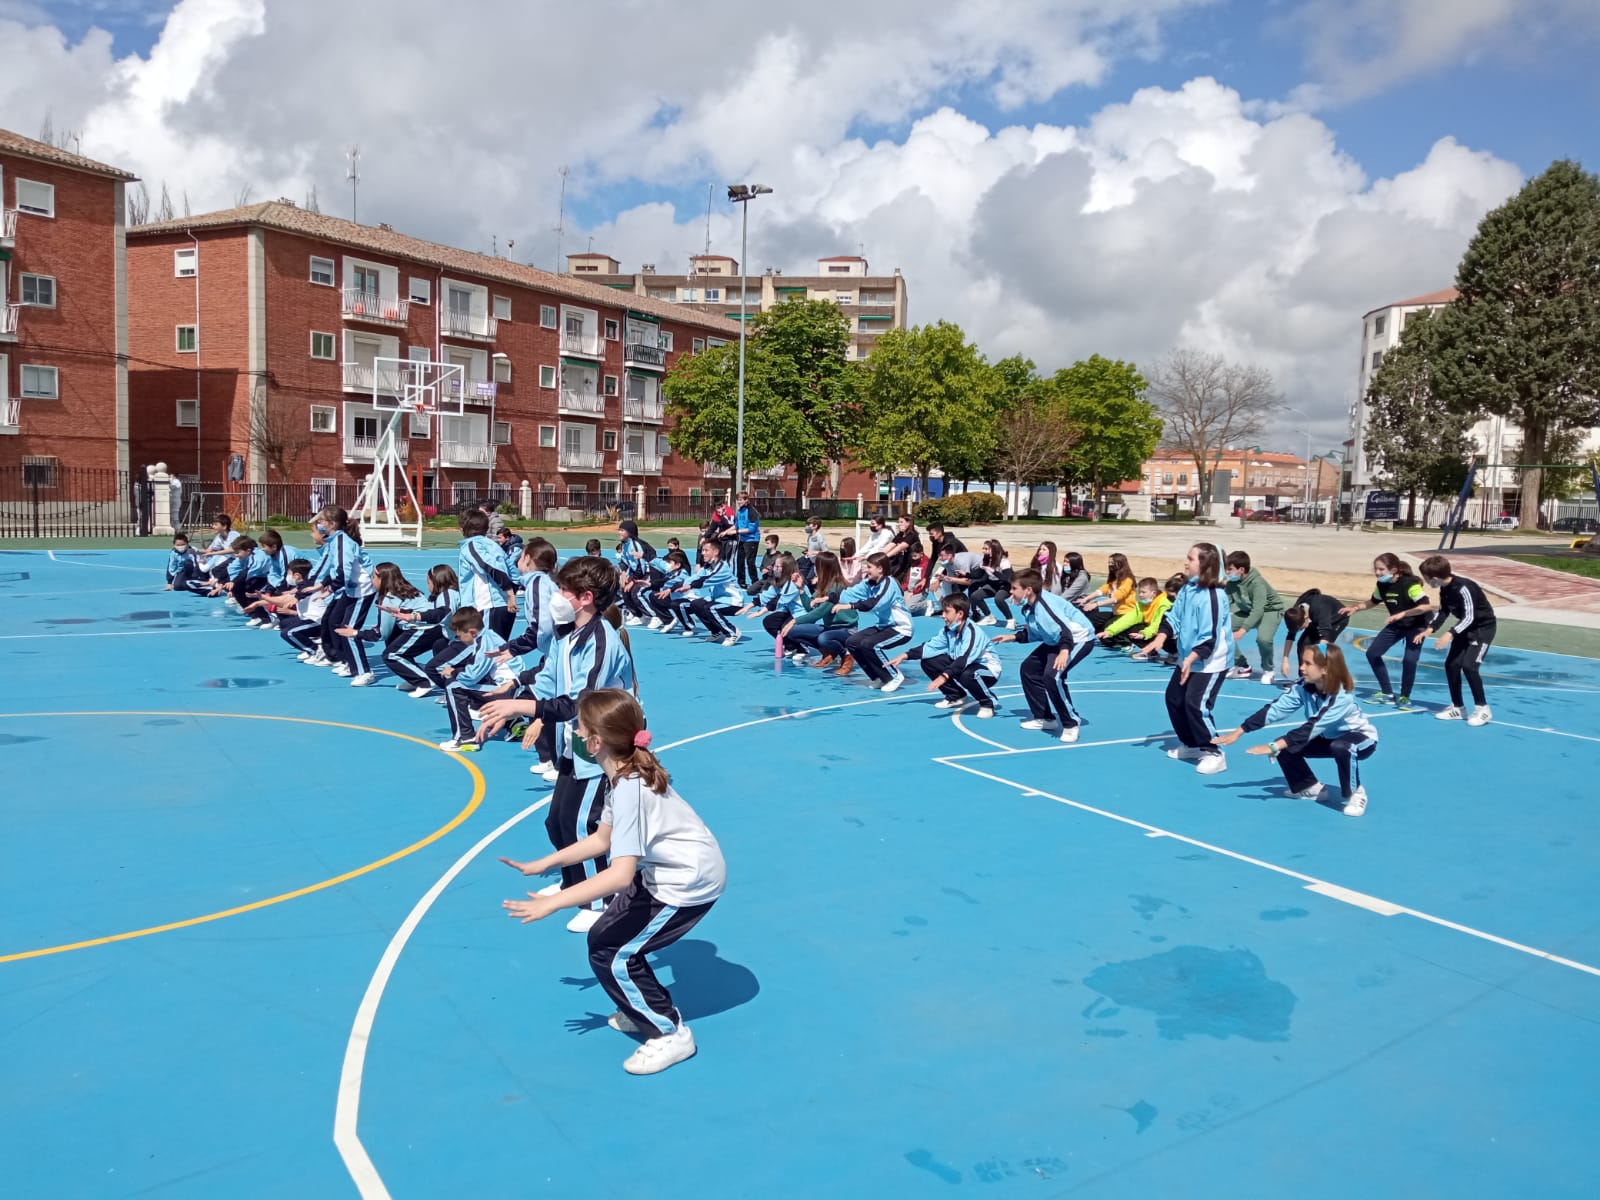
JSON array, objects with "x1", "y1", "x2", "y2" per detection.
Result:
[
  {"x1": 125, "y1": 202, "x2": 752, "y2": 514},
  {"x1": 0, "y1": 128, "x2": 135, "y2": 473},
  {"x1": 1124, "y1": 449, "x2": 1340, "y2": 514}
]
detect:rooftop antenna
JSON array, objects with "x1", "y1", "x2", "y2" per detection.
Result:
[
  {"x1": 346, "y1": 145, "x2": 361, "y2": 223},
  {"x1": 704, "y1": 182, "x2": 714, "y2": 262},
  {"x1": 553, "y1": 165, "x2": 569, "y2": 272}
]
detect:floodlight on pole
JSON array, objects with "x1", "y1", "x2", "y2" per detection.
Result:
[
  {"x1": 1283, "y1": 405, "x2": 1315, "y2": 520},
  {"x1": 727, "y1": 183, "x2": 772, "y2": 496}
]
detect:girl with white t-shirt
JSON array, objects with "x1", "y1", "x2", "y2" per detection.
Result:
[{"x1": 502, "y1": 688, "x2": 726, "y2": 1076}]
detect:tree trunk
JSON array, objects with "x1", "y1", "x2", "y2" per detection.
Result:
[
  {"x1": 1520, "y1": 419, "x2": 1547, "y2": 530},
  {"x1": 1406, "y1": 490, "x2": 1417, "y2": 525}
]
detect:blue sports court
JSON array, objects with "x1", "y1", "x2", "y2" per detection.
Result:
[{"x1": 2, "y1": 547, "x2": 1597, "y2": 1199}]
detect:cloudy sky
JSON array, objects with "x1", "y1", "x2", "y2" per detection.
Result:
[{"x1": 3, "y1": 0, "x2": 1599, "y2": 455}]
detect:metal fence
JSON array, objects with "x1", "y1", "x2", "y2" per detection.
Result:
[{"x1": 0, "y1": 464, "x2": 137, "y2": 538}]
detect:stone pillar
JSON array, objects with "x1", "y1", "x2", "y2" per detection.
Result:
[
  {"x1": 519, "y1": 479, "x2": 533, "y2": 519},
  {"x1": 635, "y1": 484, "x2": 646, "y2": 520},
  {"x1": 151, "y1": 462, "x2": 174, "y2": 536}
]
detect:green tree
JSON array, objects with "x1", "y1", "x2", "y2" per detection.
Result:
[
  {"x1": 661, "y1": 298, "x2": 856, "y2": 489},
  {"x1": 855, "y1": 322, "x2": 1003, "y2": 497},
  {"x1": 1364, "y1": 310, "x2": 1478, "y2": 525},
  {"x1": 1431, "y1": 159, "x2": 1600, "y2": 528},
  {"x1": 1053, "y1": 355, "x2": 1161, "y2": 516}
]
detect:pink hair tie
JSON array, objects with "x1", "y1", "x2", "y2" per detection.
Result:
[{"x1": 633, "y1": 730, "x2": 653, "y2": 750}]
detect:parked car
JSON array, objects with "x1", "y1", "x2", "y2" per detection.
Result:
[
  {"x1": 1552, "y1": 516, "x2": 1600, "y2": 534},
  {"x1": 1486, "y1": 516, "x2": 1519, "y2": 532}
]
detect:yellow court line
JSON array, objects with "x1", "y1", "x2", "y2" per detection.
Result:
[{"x1": 0, "y1": 711, "x2": 486, "y2": 964}]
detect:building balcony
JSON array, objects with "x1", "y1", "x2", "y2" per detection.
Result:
[
  {"x1": 341, "y1": 288, "x2": 410, "y2": 327},
  {"x1": 342, "y1": 362, "x2": 402, "y2": 395},
  {"x1": 439, "y1": 440, "x2": 495, "y2": 469},
  {"x1": 445, "y1": 378, "x2": 499, "y2": 404},
  {"x1": 0, "y1": 208, "x2": 16, "y2": 246},
  {"x1": 441, "y1": 310, "x2": 498, "y2": 342},
  {"x1": 622, "y1": 396, "x2": 664, "y2": 424},
  {"x1": 622, "y1": 340, "x2": 666, "y2": 370},
  {"x1": 343, "y1": 432, "x2": 410, "y2": 464},
  {"x1": 561, "y1": 330, "x2": 604, "y2": 358},
  {"x1": 703, "y1": 462, "x2": 732, "y2": 478},
  {"x1": 621, "y1": 451, "x2": 663, "y2": 475},
  {"x1": 558, "y1": 447, "x2": 605, "y2": 472},
  {"x1": 0, "y1": 397, "x2": 19, "y2": 434},
  {"x1": 747, "y1": 465, "x2": 786, "y2": 480},
  {"x1": 558, "y1": 389, "x2": 605, "y2": 417},
  {"x1": 0, "y1": 303, "x2": 17, "y2": 342}
]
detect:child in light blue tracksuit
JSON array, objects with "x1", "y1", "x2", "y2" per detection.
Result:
[
  {"x1": 647, "y1": 551, "x2": 691, "y2": 630},
  {"x1": 837, "y1": 552, "x2": 915, "y2": 689},
  {"x1": 680, "y1": 541, "x2": 744, "y2": 642},
  {"x1": 888, "y1": 593, "x2": 1002, "y2": 714},
  {"x1": 437, "y1": 606, "x2": 526, "y2": 751},
  {"x1": 992, "y1": 566, "x2": 1096, "y2": 740},
  {"x1": 506, "y1": 539, "x2": 560, "y2": 664},
  {"x1": 740, "y1": 554, "x2": 810, "y2": 642},
  {"x1": 386, "y1": 565, "x2": 461, "y2": 696},
  {"x1": 1166, "y1": 543, "x2": 1234, "y2": 774},
  {"x1": 164, "y1": 533, "x2": 199, "y2": 590},
  {"x1": 457, "y1": 508, "x2": 519, "y2": 639},
  {"x1": 1214, "y1": 643, "x2": 1378, "y2": 817}
]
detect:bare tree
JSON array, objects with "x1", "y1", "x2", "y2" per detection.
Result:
[
  {"x1": 155, "y1": 182, "x2": 175, "y2": 223},
  {"x1": 1148, "y1": 350, "x2": 1280, "y2": 515},
  {"x1": 235, "y1": 184, "x2": 254, "y2": 207},
  {"x1": 304, "y1": 184, "x2": 320, "y2": 214},
  {"x1": 38, "y1": 113, "x2": 53, "y2": 145},
  {"x1": 182, "y1": 190, "x2": 192, "y2": 218},
  {"x1": 127, "y1": 181, "x2": 151, "y2": 226},
  {"x1": 994, "y1": 398, "x2": 1080, "y2": 519},
  {"x1": 249, "y1": 388, "x2": 310, "y2": 481}
]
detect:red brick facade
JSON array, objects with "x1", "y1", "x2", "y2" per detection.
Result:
[
  {"x1": 1, "y1": 136, "x2": 131, "y2": 472},
  {"x1": 127, "y1": 206, "x2": 753, "y2": 511}
]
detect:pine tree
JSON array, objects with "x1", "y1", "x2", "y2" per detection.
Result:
[{"x1": 1431, "y1": 160, "x2": 1600, "y2": 527}]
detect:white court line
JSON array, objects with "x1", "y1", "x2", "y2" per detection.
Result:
[
  {"x1": 43, "y1": 551, "x2": 162, "y2": 573},
  {"x1": 1490, "y1": 719, "x2": 1600, "y2": 744},
  {"x1": 934, "y1": 758, "x2": 1600, "y2": 980},
  {"x1": 333, "y1": 687, "x2": 966, "y2": 1200},
  {"x1": 0, "y1": 586, "x2": 161, "y2": 598},
  {"x1": 0, "y1": 628, "x2": 246, "y2": 641}
]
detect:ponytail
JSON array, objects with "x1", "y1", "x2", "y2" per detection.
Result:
[{"x1": 602, "y1": 605, "x2": 639, "y2": 694}]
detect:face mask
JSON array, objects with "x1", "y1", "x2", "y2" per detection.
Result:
[
  {"x1": 572, "y1": 734, "x2": 597, "y2": 764},
  {"x1": 1227, "y1": 571, "x2": 1243, "y2": 582},
  {"x1": 549, "y1": 594, "x2": 577, "y2": 624},
  {"x1": 314, "y1": 523, "x2": 326, "y2": 535},
  {"x1": 1377, "y1": 573, "x2": 1393, "y2": 584},
  {"x1": 1037, "y1": 552, "x2": 1049, "y2": 564}
]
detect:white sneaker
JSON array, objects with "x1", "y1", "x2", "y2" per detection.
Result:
[
  {"x1": 1467, "y1": 706, "x2": 1493, "y2": 727},
  {"x1": 721, "y1": 634, "x2": 741, "y2": 647},
  {"x1": 297, "y1": 651, "x2": 313, "y2": 662},
  {"x1": 1343, "y1": 788, "x2": 1368, "y2": 817},
  {"x1": 881, "y1": 671, "x2": 905, "y2": 693},
  {"x1": 1259, "y1": 671, "x2": 1275, "y2": 685},
  {"x1": 866, "y1": 678, "x2": 885, "y2": 690},
  {"x1": 1005, "y1": 618, "x2": 1017, "y2": 630},
  {"x1": 646, "y1": 616, "x2": 663, "y2": 630},
  {"x1": 541, "y1": 764, "x2": 560, "y2": 783},
  {"x1": 1195, "y1": 752, "x2": 1227, "y2": 775},
  {"x1": 624, "y1": 615, "x2": 644, "y2": 626},
  {"x1": 350, "y1": 671, "x2": 377, "y2": 687},
  {"x1": 1435, "y1": 706, "x2": 1465, "y2": 721},
  {"x1": 409, "y1": 685, "x2": 432, "y2": 698},
  {"x1": 331, "y1": 664, "x2": 353, "y2": 678},
  {"x1": 530, "y1": 759, "x2": 553, "y2": 775},
  {"x1": 976, "y1": 707, "x2": 994, "y2": 719},
  {"x1": 608, "y1": 1009, "x2": 645, "y2": 1034},
  {"x1": 659, "y1": 618, "x2": 678, "y2": 633},
  {"x1": 933, "y1": 698, "x2": 961, "y2": 709},
  {"x1": 1167, "y1": 746, "x2": 1204, "y2": 760},
  {"x1": 536, "y1": 882, "x2": 562, "y2": 897},
  {"x1": 1059, "y1": 726, "x2": 1080, "y2": 744},
  {"x1": 1285, "y1": 782, "x2": 1326, "y2": 799},
  {"x1": 680, "y1": 628, "x2": 697, "y2": 638},
  {"x1": 566, "y1": 908, "x2": 602, "y2": 934},
  {"x1": 790, "y1": 650, "x2": 809, "y2": 663},
  {"x1": 308, "y1": 652, "x2": 329, "y2": 667},
  {"x1": 437, "y1": 738, "x2": 466, "y2": 752},
  {"x1": 1019, "y1": 718, "x2": 1058, "y2": 731},
  {"x1": 623, "y1": 1024, "x2": 696, "y2": 1075},
  {"x1": 974, "y1": 615, "x2": 997, "y2": 626},
  {"x1": 246, "y1": 618, "x2": 266, "y2": 628},
  {"x1": 1227, "y1": 666, "x2": 1253, "y2": 679}
]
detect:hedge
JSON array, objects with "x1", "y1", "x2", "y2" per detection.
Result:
[{"x1": 913, "y1": 492, "x2": 1007, "y2": 525}]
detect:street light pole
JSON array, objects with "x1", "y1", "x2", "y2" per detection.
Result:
[
  {"x1": 727, "y1": 183, "x2": 772, "y2": 497},
  {"x1": 1283, "y1": 405, "x2": 1314, "y2": 522}
]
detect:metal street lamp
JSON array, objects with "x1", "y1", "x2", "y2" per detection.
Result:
[
  {"x1": 727, "y1": 183, "x2": 773, "y2": 495},
  {"x1": 1282, "y1": 405, "x2": 1315, "y2": 521}
]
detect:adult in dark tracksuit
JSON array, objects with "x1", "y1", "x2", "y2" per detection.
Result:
[
  {"x1": 991, "y1": 567, "x2": 1096, "y2": 742},
  {"x1": 1339, "y1": 551, "x2": 1433, "y2": 709},
  {"x1": 1417, "y1": 553, "x2": 1497, "y2": 726},
  {"x1": 734, "y1": 493, "x2": 762, "y2": 589}
]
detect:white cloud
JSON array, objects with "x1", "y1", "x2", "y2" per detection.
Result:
[{"x1": 0, "y1": 0, "x2": 1533, "y2": 456}]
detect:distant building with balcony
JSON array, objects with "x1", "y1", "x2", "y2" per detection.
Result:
[
  {"x1": 0, "y1": 127, "x2": 136, "y2": 472},
  {"x1": 125, "y1": 201, "x2": 741, "y2": 510}
]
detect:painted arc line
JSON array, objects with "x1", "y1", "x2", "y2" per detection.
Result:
[
  {"x1": 44, "y1": 551, "x2": 161, "y2": 573},
  {"x1": 0, "y1": 711, "x2": 486, "y2": 964},
  {"x1": 935, "y1": 757, "x2": 1600, "y2": 980},
  {"x1": 332, "y1": 687, "x2": 997, "y2": 1200}
]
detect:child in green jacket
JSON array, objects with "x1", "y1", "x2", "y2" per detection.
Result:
[{"x1": 1225, "y1": 550, "x2": 1285, "y2": 683}]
